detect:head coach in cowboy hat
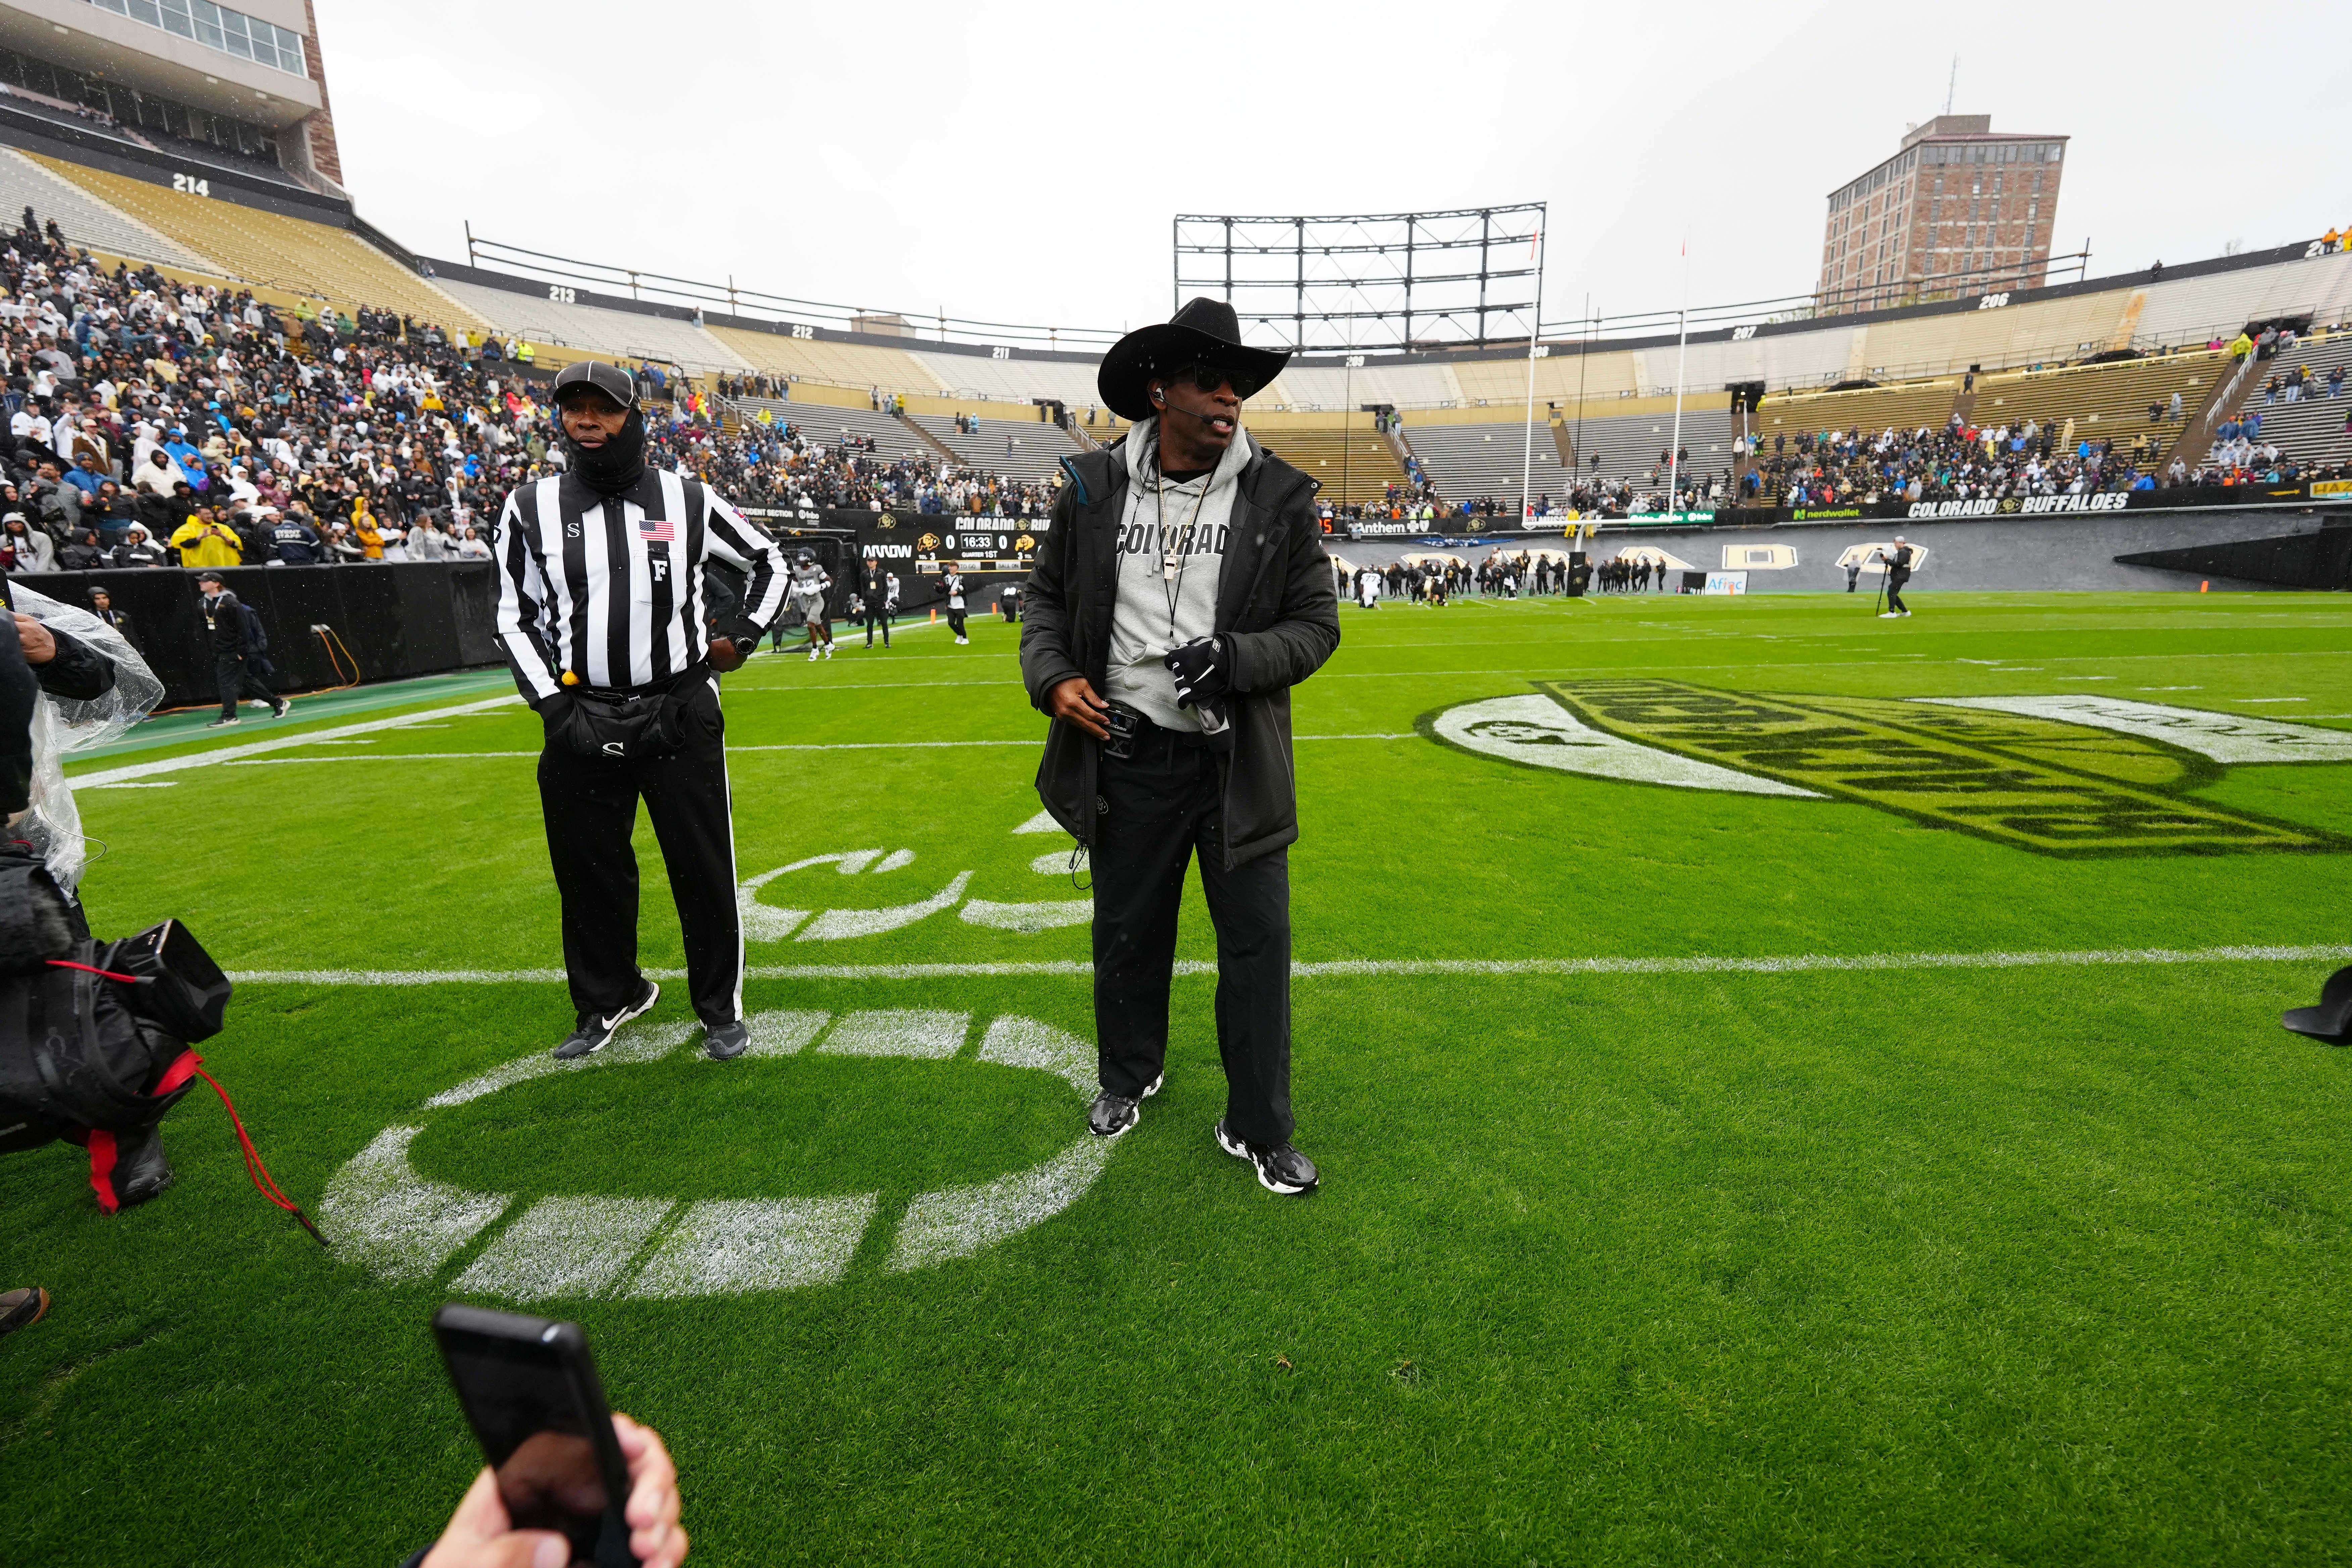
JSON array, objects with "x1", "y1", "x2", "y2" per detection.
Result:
[{"x1": 1019, "y1": 297, "x2": 1339, "y2": 1195}]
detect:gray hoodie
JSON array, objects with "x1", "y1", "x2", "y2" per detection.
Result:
[{"x1": 1104, "y1": 415, "x2": 1253, "y2": 730}]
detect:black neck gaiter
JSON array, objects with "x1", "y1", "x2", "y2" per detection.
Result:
[{"x1": 564, "y1": 407, "x2": 647, "y2": 495}]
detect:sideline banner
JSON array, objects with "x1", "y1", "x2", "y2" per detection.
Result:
[{"x1": 1380, "y1": 481, "x2": 2352, "y2": 538}]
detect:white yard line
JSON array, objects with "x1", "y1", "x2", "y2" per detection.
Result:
[
  {"x1": 69, "y1": 695, "x2": 525, "y2": 788},
  {"x1": 215, "y1": 734, "x2": 1419, "y2": 766},
  {"x1": 228, "y1": 943, "x2": 2352, "y2": 988},
  {"x1": 227, "y1": 752, "x2": 542, "y2": 765}
]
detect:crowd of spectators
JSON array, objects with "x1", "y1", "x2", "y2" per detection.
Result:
[
  {"x1": 0, "y1": 208, "x2": 1062, "y2": 580},
  {"x1": 669, "y1": 403, "x2": 1055, "y2": 519},
  {"x1": 1727, "y1": 400, "x2": 2352, "y2": 511},
  {"x1": 1731, "y1": 416, "x2": 2144, "y2": 506}
]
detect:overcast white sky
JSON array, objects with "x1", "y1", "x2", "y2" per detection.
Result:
[{"x1": 320, "y1": 0, "x2": 2352, "y2": 345}]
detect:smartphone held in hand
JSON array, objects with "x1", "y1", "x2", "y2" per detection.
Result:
[{"x1": 431, "y1": 1303, "x2": 637, "y2": 1567}]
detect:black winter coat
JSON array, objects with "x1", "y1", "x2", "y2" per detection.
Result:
[{"x1": 1019, "y1": 437, "x2": 1338, "y2": 869}]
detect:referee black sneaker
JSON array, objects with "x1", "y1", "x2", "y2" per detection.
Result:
[
  {"x1": 1086, "y1": 1072, "x2": 1162, "y2": 1138},
  {"x1": 553, "y1": 979, "x2": 659, "y2": 1060},
  {"x1": 1215, "y1": 1119, "x2": 1319, "y2": 1196},
  {"x1": 703, "y1": 1020, "x2": 750, "y2": 1061}
]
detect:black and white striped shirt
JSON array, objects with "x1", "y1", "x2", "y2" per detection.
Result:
[{"x1": 494, "y1": 470, "x2": 787, "y2": 702}]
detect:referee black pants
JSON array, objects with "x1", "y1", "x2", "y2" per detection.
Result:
[
  {"x1": 537, "y1": 678, "x2": 742, "y2": 1029},
  {"x1": 1091, "y1": 726, "x2": 1293, "y2": 1147}
]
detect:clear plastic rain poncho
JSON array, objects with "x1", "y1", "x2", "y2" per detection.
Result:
[{"x1": 9, "y1": 584, "x2": 163, "y2": 890}]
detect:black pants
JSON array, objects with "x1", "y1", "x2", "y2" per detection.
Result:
[
  {"x1": 1091, "y1": 728, "x2": 1293, "y2": 1147},
  {"x1": 214, "y1": 651, "x2": 272, "y2": 718},
  {"x1": 864, "y1": 608, "x2": 891, "y2": 647},
  {"x1": 536, "y1": 678, "x2": 742, "y2": 1029},
  {"x1": 947, "y1": 606, "x2": 966, "y2": 638},
  {"x1": 1886, "y1": 571, "x2": 1910, "y2": 613}
]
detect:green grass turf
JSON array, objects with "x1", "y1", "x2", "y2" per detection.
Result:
[{"x1": 8, "y1": 590, "x2": 2352, "y2": 1564}]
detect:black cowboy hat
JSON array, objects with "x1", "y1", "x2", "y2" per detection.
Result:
[{"x1": 1097, "y1": 297, "x2": 1290, "y2": 422}]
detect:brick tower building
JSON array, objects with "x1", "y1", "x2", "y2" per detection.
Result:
[{"x1": 1816, "y1": 114, "x2": 2069, "y2": 317}]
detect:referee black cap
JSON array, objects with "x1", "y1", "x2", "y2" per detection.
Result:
[{"x1": 551, "y1": 359, "x2": 637, "y2": 411}]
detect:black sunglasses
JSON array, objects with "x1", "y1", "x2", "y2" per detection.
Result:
[{"x1": 1163, "y1": 361, "x2": 1234, "y2": 394}]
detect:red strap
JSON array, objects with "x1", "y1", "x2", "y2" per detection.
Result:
[
  {"x1": 87, "y1": 1128, "x2": 119, "y2": 1215},
  {"x1": 46, "y1": 959, "x2": 143, "y2": 984},
  {"x1": 185, "y1": 1064, "x2": 326, "y2": 1249},
  {"x1": 154, "y1": 1049, "x2": 201, "y2": 1097}
]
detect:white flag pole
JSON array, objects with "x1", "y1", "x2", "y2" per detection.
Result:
[
  {"x1": 1521, "y1": 225, "x2": 1545, "y2": 525},
  {"x1": 1667, "y1": 236, "x2": 1688, "y2": 515}
]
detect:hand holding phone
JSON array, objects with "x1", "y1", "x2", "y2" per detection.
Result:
[{"x1": 429, "y1": 1305, "x2": 689, "y2": 1568}]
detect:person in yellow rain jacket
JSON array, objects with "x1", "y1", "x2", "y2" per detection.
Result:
[
  {"x1": 351, "y1": 500, "x2": 385, "y2": 560},
  {"x1": 169, "y1": 507, "x2": 243, "y2": 569}
]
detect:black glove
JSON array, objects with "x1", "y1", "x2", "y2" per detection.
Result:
[{"x1": 1162, "y1": 635, "x2": 1229, "y2": 710}]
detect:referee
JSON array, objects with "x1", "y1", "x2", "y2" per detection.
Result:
[{"x1": 495, "y1": 360, "x2": 788, "y2": 1062}]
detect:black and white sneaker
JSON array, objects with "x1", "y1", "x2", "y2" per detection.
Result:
[
  {"x1": 703, "y1": 1020, "x2": 750, "y2": 1060},
  {"x1": 552, "y1": 979, "x2": 660, "y2": 1060},
  {"x1": 205, "y1": 716, "x2": 240, "y2": 728},
  {"x1": 1086, "y1": 1072, "x2": 1162, "y2": 1138},
  {"x1": 1215, "y1": 1119, "x2": 1319, "y2": 1195},
  {"x1": 271, "y1": 697, "x2": 291, "y2": 718}
]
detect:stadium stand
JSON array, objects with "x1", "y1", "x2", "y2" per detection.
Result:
[
  {"x1": 909, "y1": 411, "x2": 1083, "y2": 485},
  {"x1": 1971, "y1": 350, "x2": 2225, "y2": 450},
  {"x1": 428, "y1": 278, "x2": 746, "y2": 372},
  {"x1": 1457, "y1": 349, "x2": 1641, "y2": 404},
  {"x1": 0, "y1": 147, "x2": 212, "y2": 272},
  {"x1": 702, "y1": 322, "x2": 948, "y2": 398},
  {"x1": 1555, "y1": 399, "x2": 1738, "y2": 490},
  {"x1": 1398, "y1": 415, "x2": 1575, "y2": 505},
  {"x1": 24, "y1": 153, "x2": 489, "y2": 329},
  {"x1": 2206, "y1": 330, "x2": 2352, "y2": 472},
  {"x1": 910, "y1": 350, "x2": 1104, "y2": 408},
  {"x1": 1271, "y1": 359, "x2": 1465, "y2": 411},
  {"x1": 1758, "y1": 377, "x2": 1965, "y2": 444},
  {"x1": 2134, "y1": 260, "x2": 2352, "y2": 351},
  {"x1": 1838, "y1": 292, "x2": 2130, "y2": 381},
  {"x1": 730, "y1": 396, "x2": 945, "y2": 467},
  {"x1": 1243, "y1": 414, "x2": 1405, "y2": 507}
]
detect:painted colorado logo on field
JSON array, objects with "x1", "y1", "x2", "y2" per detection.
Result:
[
  {"x1": 1426, "y1": 681, "x2": 2352, "y2": 857},
  {"x1": 322, "y1": 1011, "x2": 1111, "y2": 1303}
]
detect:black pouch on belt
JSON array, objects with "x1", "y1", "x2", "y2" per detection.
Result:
[{"x1": 560, "y1": 667, "x2": 703, "y2": 762}]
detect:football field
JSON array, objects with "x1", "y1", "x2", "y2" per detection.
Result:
[{"x1": 10, "y1": 588, "x2": 2352, "y2": 1565}]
